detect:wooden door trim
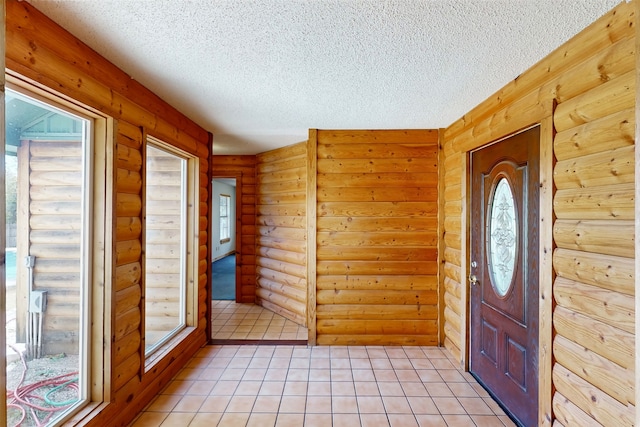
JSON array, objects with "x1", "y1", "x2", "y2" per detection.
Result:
[
  {"x1": 464, "y1": 120, "x2": 554, "y2": 426},
  {"x1": 538, "y1": 115, "x2": 555, "y2": 426}
]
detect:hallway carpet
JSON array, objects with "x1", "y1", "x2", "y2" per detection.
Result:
[{"x1": 212, "y1": 254, "x2": 235, "y2": 300}]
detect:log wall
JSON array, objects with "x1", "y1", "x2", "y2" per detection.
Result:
[
  {"x1": 256, "y1": 142, "x2": 308, "y2": 326},
  {"x1": 313, "y1": 129, "x2": 439, "y2": 345},
  {"x1": 211, "y1": 155, "x2": 257, "y2": 303},
  {"x1": 19, "y1": 139, "x2": 83, "y2": 355},
  {"x1": 6, "y1": 1, "x2": 211, "y2": 426},
  {"x1": 442, "y1": 2, "x2": 636, "y2": 425}
]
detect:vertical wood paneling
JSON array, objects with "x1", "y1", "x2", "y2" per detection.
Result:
[
  {"x1": 307, "y1": 130, "x2": 318, "y2": 344},
  {"x1": 6, "y1": 2, "x2": 211, "y2": 425},
  {"x1": 315, "y1": 129, "x2": 439, "y2": 345},
  {"x1": 437, "y1": 128, "x2": 446, "y2": 347},
  {"x1": 442, "y1": 3, "x2": 635, "y2": 425},
  {"x1": 211, "y1": 155, "x2": 257, "y2": 303},
  {"x1": 636, "y1": 4, "x2": 640, "y2": 427},
  {"x1": 256, "y1": 142, "x2": 307, "y2": 326}
]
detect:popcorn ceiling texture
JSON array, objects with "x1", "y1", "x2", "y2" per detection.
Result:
[{"x1": 29, "y1": 0, "x2": 620, "y2": 154}]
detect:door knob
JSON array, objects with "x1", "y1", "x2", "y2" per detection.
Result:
[{"x1": 468, "y1": 274, "x2": 478, "y2": 285}]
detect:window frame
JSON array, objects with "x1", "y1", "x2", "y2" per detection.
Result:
[
  {"x1": 4, "y1": 75, "x2": 111, "y2": 424},
  {"x1": 143, "y1": 135, "x2": 199, "y2": 369},
  {"x1": 219, "y1": 194, "x2": 231, "y2": 244}
]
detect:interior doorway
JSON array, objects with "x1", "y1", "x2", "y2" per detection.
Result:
[
  {"x1": 209, "y1": 177, "x2": 307, "y2": 343},
  {"x1": 211, "y1": 178, "x2": 237, "y2": 301}
]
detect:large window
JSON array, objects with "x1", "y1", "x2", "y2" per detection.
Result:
[
  {"x1": 4, "y1": 84, "x2": 107, "y2": 426},
  {"x1": 144, "y1": 139, "x2": 197, "y2": 358}
]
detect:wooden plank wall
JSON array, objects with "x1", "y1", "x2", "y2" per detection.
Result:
[
  {"x1": 21, "y1": 139, "x2": 83, "y2": 355},
  {"x1": 255, "y1": 142, "x2": 308, "y2": 326},
  {"x1": 6, "y1": 1, "x2": 211, "y2": 425},
  {"x1": 314, "y1": 129, "x2": 439, "y2": 345},
  {"x1": 442, "y1": 2, "x2": 635, "y2": 425},
  {"x1": 551, "y1": 37, "x2": 636, "y2": 427},
  {"x1": 211, "y1": 155, "x2": 257, "y2": 303}
]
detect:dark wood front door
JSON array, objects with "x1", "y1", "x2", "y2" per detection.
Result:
[{"x1": 469, "y1": 126, "x2": 540, "y2": 426}]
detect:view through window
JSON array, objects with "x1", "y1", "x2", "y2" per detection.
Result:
[
  {"x1": 5, "y1": 88, "x2": 91, "y2": 426},
  {"x1": 144, "y1": 142, "x2": 188, "y2": 356}
]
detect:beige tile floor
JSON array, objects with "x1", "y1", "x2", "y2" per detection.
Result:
[
  {"x1": 211, "y1": 300, "x2": 308, "y2": 341},
  {"x1": 130, "y1": 344, "x2": 516, "y2": 427}
]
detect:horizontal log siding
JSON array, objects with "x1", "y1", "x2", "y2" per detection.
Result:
[
  {"x1": 18, "y1": 140, "x2": 83, "y2": 355},
  {"x1": 551, "y1": 34, "x2": 635, "y2": 425},
  {"x1": 315, "y1": 129, "x2": 439, "y2": 345},
  {"x1": 211, "y1": 155, "x2": 257, "y2": 303},
  {"x1": 114, "y1": 122, "x2": 144, "y2": 394},
  {"x1": 442, "y1": 3, "x2": 635, "y2": 425},
  {"x1": 6, "y1": 2, "x2": 211, "y2": 426},
  {"x1": 256, "y1": 142, "x2": 307, "y2": 326}
]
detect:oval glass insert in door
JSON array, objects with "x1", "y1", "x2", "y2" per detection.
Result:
[{"x1": 486, "y1": 177, "x2": 518, "y2": 297}]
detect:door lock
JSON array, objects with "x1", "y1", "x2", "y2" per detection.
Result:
[{"x1": 468, "y1": 274, "x2": 478, "y2": 285}]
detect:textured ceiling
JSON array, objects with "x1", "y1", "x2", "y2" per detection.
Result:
[{"x1": 27, "y1": 0, "x2": 621, "y2": 155}]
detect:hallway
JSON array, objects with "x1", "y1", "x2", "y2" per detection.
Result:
[
  {"x1": 211, "y1": 301, "x2": 308, "y2": 341},
  {"x1": 130, "y1": 344, "x2": 515, "y2": 426}
]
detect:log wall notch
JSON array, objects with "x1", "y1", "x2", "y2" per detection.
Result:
[{"x1": 314, "y1": 129, "x2": 440, "y2": 345}]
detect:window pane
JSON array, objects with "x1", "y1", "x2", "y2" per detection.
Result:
[
  {"x1": 219, "y1": 195, "x2": 227, "y2": 217},
  {"x1": 220, "y1": 217, "x2": 229, "y2": 240},
  {"x1": 5, "y1": 89, "x2": 90, "y2": 425},
  {"x1": 219, "y1": 195, "x2": 230, "y2": 241},
  {"x1": 144, "y1": 144, "x2": 186, "y2": 355}
]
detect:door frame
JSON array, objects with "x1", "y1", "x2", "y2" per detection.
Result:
[
  {"x1": 212, "y1": 173, "x2": 241, "y2": 296},
  {"x1": 209, "y1": 172, "x2": 243, "y2": 341},
  {"x1": 462, "y1": 119, "x2": 554, "y2": 426}
]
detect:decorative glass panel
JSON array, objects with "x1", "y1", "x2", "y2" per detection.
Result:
[{"x1": 488, "y1": 178, "x2": 517, "y2": 296}]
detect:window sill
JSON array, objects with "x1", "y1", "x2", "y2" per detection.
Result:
[{"x1": 144, "y1": 326, "x2": 197, "y2": 372}]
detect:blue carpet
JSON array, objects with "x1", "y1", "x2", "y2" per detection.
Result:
[{"x1": 212, "y1": 254, "x2": 236, "y2": 300}]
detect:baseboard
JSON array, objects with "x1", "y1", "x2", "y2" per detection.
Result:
[
  {"x1": 212, "y1": 250, "x2": 236, "y2": 263},
  {"x1": 209, "y1": 339, "x2": 307, "y2": 346}
]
